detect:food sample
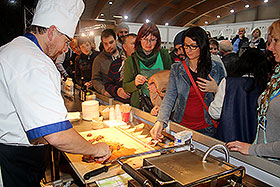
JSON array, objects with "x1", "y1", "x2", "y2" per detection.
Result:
[
  {"x1": 126, "y1": 127, "x2": 136, "y2": 133},
  {"x1": 135, "y1": 123, "x2": 145, "y2": 131},
  {"x1": 82, "y1": 135, "x2": 136, "y2": 163},
  {"x1": 119, "y1": 124, "x2": 131, "y2": 130}
]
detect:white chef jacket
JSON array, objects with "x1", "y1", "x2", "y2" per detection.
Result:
[{"x1": 0, "y1": 36, "x2": 72, "y2": 145}]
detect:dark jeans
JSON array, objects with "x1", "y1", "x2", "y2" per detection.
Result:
[{"x1": 196, "y1": 125, "x2": 216, "y2": 137}]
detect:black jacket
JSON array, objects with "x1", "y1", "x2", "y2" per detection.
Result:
[
  {"x1": 75, "y1": 50, "x2": 99, "y2": 85},
  {"x1": 222, "y1": 52, "x2": 239, "y2": 76}
]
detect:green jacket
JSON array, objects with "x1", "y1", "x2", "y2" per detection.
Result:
[{"x1": 123, "y1": 48, "x2": 172, "y2": 108}]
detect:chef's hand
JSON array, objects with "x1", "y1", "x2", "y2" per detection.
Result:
[
  {"x1": 197, "y1": 74, "x2": 218, "y2": 93},
  {"x1": 150, "y1": 105, "x2": 160, "y2": 116},
  {"x1": 117, "y1": 87, "x2": 130, "y2": 99},
  {"x1": 135, "y1": 74, "x2": 148, "y2": 86},
  {"x1": 226, "y1": 141, "x2": 250, "y2": 155},
  {"x1": 147, "y1": 83, "x2": 157, "y2": 93},
  {"x1": 92, "y1": 142, "x2": 111, "y2": 162},
  {"x1": 150, "y1": 121, "x2": 164, "y2": 142}
]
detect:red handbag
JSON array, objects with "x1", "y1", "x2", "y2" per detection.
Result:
[{"x1": 182, "y1": 60, "x2": 218, "y2": 128}]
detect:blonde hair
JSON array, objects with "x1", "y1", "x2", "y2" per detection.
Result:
[{"x1": 268, "y1": 19, "x2": 280, "y2": 37}]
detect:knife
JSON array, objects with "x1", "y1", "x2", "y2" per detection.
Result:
[{"x1": 83, "y1": 161, "x2": 118, "y2": 180}]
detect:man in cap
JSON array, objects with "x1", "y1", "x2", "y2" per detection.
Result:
[
  {"x1": 116, "y1": 22, "x2": 129, "y2": 49},
  {"x1": 0, "y1": 0, "x2": 110, "y2": 186},
  {"x1": 169, "y1": 30, "x2": 186, "y2": 63}
]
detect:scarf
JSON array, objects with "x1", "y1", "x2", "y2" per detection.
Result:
[
  {"x1": 255, "y1": 64, "x2": 280, "y2": 143},
  {"x1": 135, "y1": 44, "x2": 159, "y2": 67}
]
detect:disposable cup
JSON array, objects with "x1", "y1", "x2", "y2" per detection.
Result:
[{"x1": 121, "y1": 112, "x2": 130, "y2": 123}]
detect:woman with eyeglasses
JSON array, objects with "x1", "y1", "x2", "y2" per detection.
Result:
[
  {"x1": 150, "y1": 27, "x2": 226, "y2": 139},
  {"x1": 123, "y1": 23, "x2": 172, "y2": 112},
  {"x1": 226, "y1": 20, "x2": 280, "y2": 161}
]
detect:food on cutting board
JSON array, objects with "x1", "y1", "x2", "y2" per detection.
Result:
[
  {"x1": 82, "y1": 135, "x2": 136, "y2": 163},
  {"x1": 135, "y1": 123, "x2": 145, "y2": 131},
  {"x1": 126, "y1": 127, "x2": 136, "y2": 133},
  {"x1": 119, "y1": 124, "x2": 131, "y2": 130},
  {"x1": 137, "y1": 134, "x2": 147, "y2": 139},
  {"x1": 88, "y1": 135, "x2": 104, "y2": 143}
]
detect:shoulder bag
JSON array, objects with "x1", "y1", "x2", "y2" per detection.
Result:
[{"x1": 131, "y1": 55, "x2": 154, "y2": 112}]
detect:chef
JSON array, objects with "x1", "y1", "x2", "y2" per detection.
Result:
[{"x1": 0, "y1": 0, "x2": 110, "y2": 186}]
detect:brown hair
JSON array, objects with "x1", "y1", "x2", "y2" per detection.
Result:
[
  {"x1": 209, "y1": 38, "x2": 219, "y2": 48},
  {"x1": 26, "y1": 25, "x2": 47, "y2": 34},
  {"x1": 252, "y1": 28, "x2": 261, "y2": 36},
  {"x1": 101, "y1": 29, "x2": 116, "y2": 41},
  {"x1": 135, "y1": 23, "x2": 161, "y2": 53}
]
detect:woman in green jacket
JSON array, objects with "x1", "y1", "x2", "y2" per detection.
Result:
[{"x1": 123, "y1": 23, "x2": 172, "y2": 111}]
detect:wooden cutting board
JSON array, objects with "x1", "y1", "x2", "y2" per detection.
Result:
[{"x1": 64, "y1": 127, "x2": 158, "y2": 184}]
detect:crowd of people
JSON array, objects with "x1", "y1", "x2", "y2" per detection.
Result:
[
  {"x1": 47, "y1": 18, "x2": 280, "y2": 162},
  {"x1": 0, "y1": 0, "x2": 279, "y2": 185}
]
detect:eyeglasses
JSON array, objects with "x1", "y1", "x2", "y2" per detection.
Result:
[
  {"x1": 183, "y1": 44, "x2": 199, "y2": 50},
  {"x1": 141, "y1": 38, "x2": 157, "y2": 44},
  {"x1": 56, "y1": 28, "x2": 72, "y2": 46}
]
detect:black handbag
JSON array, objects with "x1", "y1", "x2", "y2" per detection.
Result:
[{"x1": 131, "y1": 56, "x2": 154, "y2": 112}]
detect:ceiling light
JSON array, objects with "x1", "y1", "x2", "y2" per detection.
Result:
[
  {"x1": 100, "y1": 13, "x2": 104, "y2": 17},
  {"x1": 9, "y1": 0, "x2": 15, "y2": 3},
  {"x1": 264, "y1": 0, "x2": 268, "y2": 3},
  {"x1": 108, "y1": 1, "x2": 113, "y2": 5},
  {"x1": 124, "y1": 15, "x2": 128, "y2": 20},
  {"x1": 230, "y1": 9, "x2": 235, "y2": 13},
  {"x1": 205, "y1": 21, "x2": 208, "y2": 24},
  {"x1": 245, "y1": 4, "x2": 250, "y2": 8},
  {"x1": 81, "y1": 33, "x2": 86, "y2": 37},
  {"x1": 165, "y1": 23, "x2": 169, "y2": 26},
  {"x1": 146, "y1": 19, "x2": 150, "y2": 23},
  {"x1": 217, "y1": 15, "x2": 221, "y2": 18},
  {"x1": 89, "y1": 31, "x2": 94, "y2": 36},
  {"x1": 113, "y1": 15, "x2": 123, "y2": 19}
]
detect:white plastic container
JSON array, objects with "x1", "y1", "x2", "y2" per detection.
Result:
[
  {"x1": 109, "y1": 107, "x2": 115, "y2": 120},
  {"x1": 82, "y1": 100, "x2": 99, "y2": 120},
  {"x1": 115, "y1": 104, "x2": 122, "y2": 121},
  {"x1": 174, "y1": 130, "x2": 193, "y2": 152}
]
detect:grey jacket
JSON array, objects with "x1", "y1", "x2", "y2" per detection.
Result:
[
  {"x1": 249, "y1": 95, "x2": 280, "y2": 159},
  {"x1": 157, "y1": 59, "x2": 226, "y2": 127}
]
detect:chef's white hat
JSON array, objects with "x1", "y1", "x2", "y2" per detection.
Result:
[{"x1": 31, "y1": 0, "x2": 85, "y2": 38}]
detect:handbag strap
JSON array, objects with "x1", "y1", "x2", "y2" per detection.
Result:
[
  {"x1": 131, "y1": 55, "x2": 144, "y2": 95},
  {"x1": 182, "y1": 60, "x2": 218, "y2": 128}
]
